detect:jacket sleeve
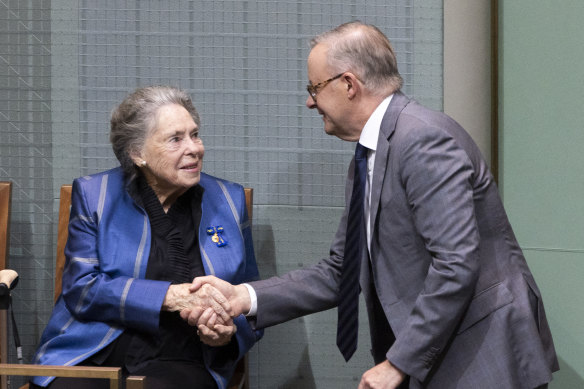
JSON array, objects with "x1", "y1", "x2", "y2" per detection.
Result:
[
  {"x1": 385, "y1": 123, "x2": 480, "y2": 381},
  {"x1": 61, "y1": 179, "x2": 170, "y2": 334}
]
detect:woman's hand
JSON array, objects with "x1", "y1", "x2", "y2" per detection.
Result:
[
  {"x1": 162, "y1": 283, "x2": 232, "y2": 324},
  {"x1": 196, "y1": 307, "x2": 238, "y2": 346}
]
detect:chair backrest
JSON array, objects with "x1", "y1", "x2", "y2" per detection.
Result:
[
  {"x1": 53, "y1": 185, "x2": 72, "y2": 302},
  {"x1": 0, "y1": 182, "x2": 11, "y2": 274},
  {"x1": 0, "y1": 182, "x2": 12, "y2": 385},
  {"x1": 244, "y1": 188, "x2": 253, "y2": 225}
]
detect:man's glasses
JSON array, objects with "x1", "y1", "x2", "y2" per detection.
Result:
[{"x1": 306, "y1": 73, "x2": 343, "y2": 103}]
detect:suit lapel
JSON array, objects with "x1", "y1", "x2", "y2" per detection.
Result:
[{"x1": 369, "y1": 92, "x2": 410, "y2": 237}]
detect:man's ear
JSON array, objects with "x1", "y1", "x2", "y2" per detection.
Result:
[{"x1": 344, "y1": 73, "x2": 360, "y2": 100}]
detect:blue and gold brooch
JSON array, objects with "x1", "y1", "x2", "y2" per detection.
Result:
[{"x1": 206, "y1": 225, "x2": 228, "y2": 247}]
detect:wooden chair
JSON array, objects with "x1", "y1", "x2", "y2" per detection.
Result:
[
  {"x1": 1, "y1": 184, "x2": 252, "y2": 389},
  {"x1": 0, "y1": 184, "x2": 145, "y2": 389}
]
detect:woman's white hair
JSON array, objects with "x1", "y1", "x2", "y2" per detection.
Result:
[{"x1": 109, "y1": 85, "x2": 200, "y2": 180}]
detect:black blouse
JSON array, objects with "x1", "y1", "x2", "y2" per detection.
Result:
[{"x1": 91, "y1": 176, "x2": 207, "y2": 372}]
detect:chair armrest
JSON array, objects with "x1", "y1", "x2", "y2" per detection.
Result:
[{"x1": 0, "y1": 364, "x2": 124, "y2": 389}]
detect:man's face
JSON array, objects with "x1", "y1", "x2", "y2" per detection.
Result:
[{"x1": 305, "y1": 44, "x2": 354, "y2": 141}]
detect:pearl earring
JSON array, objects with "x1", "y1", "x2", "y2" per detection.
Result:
[{"x1": 140, "y1": 160, "x2": 147, "y2": 167}]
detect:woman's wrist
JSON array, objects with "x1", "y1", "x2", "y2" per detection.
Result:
[{"x1": 162, "y1": 284, "x2": 186, "y2": 311}]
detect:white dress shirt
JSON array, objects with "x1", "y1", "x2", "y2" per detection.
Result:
[{"x1": 358, "y1": 94, "x2": 393, "y2": 252}]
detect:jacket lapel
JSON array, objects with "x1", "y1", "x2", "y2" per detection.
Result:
[{"x1": 198, "y1": 174, "x2": 244, "y2": 282}]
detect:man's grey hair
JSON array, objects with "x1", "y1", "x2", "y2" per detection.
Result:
[
  {"x1": 311, "y1": 21, "x2": 403, "y2": 96},
  {"x1": 109, "y1": 85, "x2": 200, "y2": 179}
]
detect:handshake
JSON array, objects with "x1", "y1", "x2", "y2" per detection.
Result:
[{"x1": 162, "y1": 276, "x2": 251, "y2": 347}]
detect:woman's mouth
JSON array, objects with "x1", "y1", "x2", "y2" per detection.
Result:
[{"x1": 180, "y1": 163, "x2": 199, "y2": 171}]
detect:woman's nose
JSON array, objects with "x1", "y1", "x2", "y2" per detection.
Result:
[{"x1": 186, "y1": 137, "x2": 203, "y2": 154}]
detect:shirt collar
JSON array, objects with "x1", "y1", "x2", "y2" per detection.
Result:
[{"x1": 358, "y1": 94, "x2": 393, "y2": 151}]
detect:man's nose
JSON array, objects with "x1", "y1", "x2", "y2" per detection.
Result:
[{"x1": 306, "y1": 95, "x2": 316, "y2": 109}]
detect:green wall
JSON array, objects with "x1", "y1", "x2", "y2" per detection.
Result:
[{"x1": 500, "y1": 2, "x2": 584, "y2": 387}]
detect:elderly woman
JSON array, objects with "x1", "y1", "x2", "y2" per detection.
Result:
[{"x1": 31, "y1": 86, "x2": 262, "y2": 389}]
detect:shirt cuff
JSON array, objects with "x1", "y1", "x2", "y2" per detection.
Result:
[{"x1": 242, "y1": 283, "x2": 257, "y2": 316}]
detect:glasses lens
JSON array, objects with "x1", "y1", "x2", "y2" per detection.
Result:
[{"x1": 307, "y1": 86, "x2": 316, "y2": 101}]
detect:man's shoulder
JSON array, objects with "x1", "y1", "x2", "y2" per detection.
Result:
[
  {"x1": 381, "y1": 91, "x2": 446, "y2": 136},
  {"x1": 391, "y1": 94, "x2": 463, "y2": 139}
]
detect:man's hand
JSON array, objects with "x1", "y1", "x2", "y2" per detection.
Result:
[
  {"x1": 162, "y1": 283, "x2": 232, "y2": 324},
  {"x1": 180, "y1": 276, "x2": 251, "y2": 327},
  {"x1": 358, "y1": 360, "x2": 405, "y2": 389},
  {"x1": 196, "y1": 307, "x2": 238, "y2": 346}
]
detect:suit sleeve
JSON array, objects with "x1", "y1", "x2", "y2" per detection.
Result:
[
  {"x1": 385, "y1": 124, "x2": 480, "y2": 381},
  {"x1": 61, "y1": 179, "x2": 169, "y2": 334},
  {"x1": 249, "y1": 164, "x2": 354, "y2": 329}
]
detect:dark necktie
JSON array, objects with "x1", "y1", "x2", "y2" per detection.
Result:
[{"x1": 337, "y1": 142, "x2": 368, "y2": 361}]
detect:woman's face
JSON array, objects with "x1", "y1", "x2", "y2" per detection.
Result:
[{"x1": 136, "y1": 103, "x2": 204, "y2": 201}]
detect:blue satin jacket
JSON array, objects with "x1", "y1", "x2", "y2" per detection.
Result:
[{"x1": 32, "y1": 167, "x2": 262, "y2": 389}]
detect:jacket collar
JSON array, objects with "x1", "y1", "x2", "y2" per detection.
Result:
[{"x1": 369, "y1": 91, "x2": 411, "y2": 235}]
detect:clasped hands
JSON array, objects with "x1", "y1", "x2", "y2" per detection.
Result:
[
  {"x1": 163, "y1": 276, "x2": 250, "y2": 346},
  {"x1": 168, "y1": 277, "x2": 406, "y2": 389}
]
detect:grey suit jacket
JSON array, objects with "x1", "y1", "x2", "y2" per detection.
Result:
[{"x1": 250, "y1": 92, "x2": 558, "y2": 388}]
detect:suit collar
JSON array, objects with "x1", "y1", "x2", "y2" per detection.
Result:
[
  {"x1": 378, "y1": 91, "x2": 410, "y2": 141},
  {"x1": 369, "y1": 91, "x2": 411, "y2": 236},
  {"x1": 359, "y1": 94, "x2": 393, "y2": 151}
]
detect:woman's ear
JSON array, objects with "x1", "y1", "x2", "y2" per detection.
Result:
[{"x1": 130, "y1": 151, "x2": 145, "y2": 167}]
